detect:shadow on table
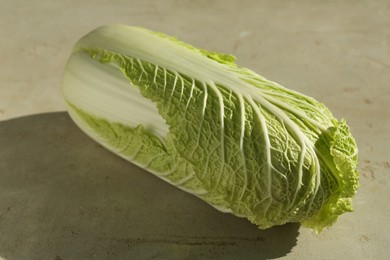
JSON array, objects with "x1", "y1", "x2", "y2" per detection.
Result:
[{"x1": 0, "y1": 112, "x2": 299, "y2": 259}]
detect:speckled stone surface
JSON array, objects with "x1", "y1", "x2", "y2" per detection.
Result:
[{"x1": 0, "y1": 1, "x2": 389, "y2": 259}]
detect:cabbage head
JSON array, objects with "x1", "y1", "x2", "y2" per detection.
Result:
[{"x1": 62, "y1": 25, "x2": 359, "y2": 232}]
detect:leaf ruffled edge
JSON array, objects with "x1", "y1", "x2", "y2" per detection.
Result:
[{"x1": 303, "y1": 119, "x2": 359, "y2": 233}]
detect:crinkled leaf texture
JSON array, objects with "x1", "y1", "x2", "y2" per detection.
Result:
[{"x1": 62, "y1": 24, "x2": 359, "y2": 232}]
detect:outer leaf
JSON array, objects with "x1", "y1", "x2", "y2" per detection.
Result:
[{"x1": 62, "y1": 25, "x2": 359, "y2": 232}]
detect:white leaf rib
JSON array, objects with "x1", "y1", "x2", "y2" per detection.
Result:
[
  {"x1": 163, "y1": 68, "x2": 167, "y2": 94},
  {"x1": 208, "y1": 81, "x2": 226, "y2": 163},
  {"x1": 130, "y1": 144, "x2": 144, "y2": 161},
  {"x1": 118, "y1": 135, "x2": 135, "y2": 153},
  {"x1": 179, "y1": 74, "x2": 185, "y2": 102},
  {"x1": 157, "y1": 166, "x2": 178, "y2": 177},
  {"x1": 136, "y1": 58, "x2": 147, "y2": 81},
  {"x1": 238, "y1": 93, "x2": 249, "y2": 201},
  {"x1": 129, "y1": 57, "x2": 134, "y2": 70},
  {"x1": 185, "y1": 78, "x2": 196, "y2": 109},
  {"x1": 170, "y1": 72, "x2": 178, "y2": 99},
  {"x1": 153, "y1": 64, "x2": 159, "y2": 83},
  {"x1": 166, "y1": 71, "x2": 179, "y2": 113},
  {"x1": 174, "y1": 173, "x2": 195, "y2": 186},
  {"x1": 190, "y1": 81, "x2": 208, "y2": 157},
  {"x1": 247, "y1": 96, "x2": 274, "y2": 216}
]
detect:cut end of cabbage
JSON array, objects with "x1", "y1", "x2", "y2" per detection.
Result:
[{"x1": 62, "y1": 24, "x2": 359, "y2": 232}]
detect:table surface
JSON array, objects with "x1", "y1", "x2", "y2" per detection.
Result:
[{"x1": 1, "y1": 1, "x2": 389, "y2": 259}]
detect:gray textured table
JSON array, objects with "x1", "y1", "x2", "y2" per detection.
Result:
[
  {"x1": 1, "y1": 1, "x2": 389, "y2": 259},
  {"x1": 0, "y1": 113, "x2": 300, "y2": 259}
]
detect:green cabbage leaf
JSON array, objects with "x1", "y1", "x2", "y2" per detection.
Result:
[{"x1": 62, "y1": 25, "x2": 359, "y2": 232}]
